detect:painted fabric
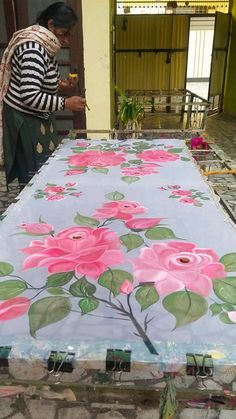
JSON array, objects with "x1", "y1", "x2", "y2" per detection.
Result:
[{"x1": 0, "y1": 139, "x2": 236, "y2": 374}]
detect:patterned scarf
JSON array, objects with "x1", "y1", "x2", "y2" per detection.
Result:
[{"x1": 0, "y1": 25, "x2": 61, "y2": 165}]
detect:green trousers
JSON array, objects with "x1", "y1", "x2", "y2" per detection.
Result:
[{"x1": 3, "y1": 103, "x2": 59, "y2": 188}]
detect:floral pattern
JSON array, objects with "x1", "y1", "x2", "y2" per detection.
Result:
[
  {"x1": 0, "y1": 138, "x2": 236, "y2": 363},
  {"x1": 159, "y1": 185, "x2": 210, "y2": 206},
  {"x1": 64, "y1": 140, "x2": 187, "y2": 184},
  {"x1": 34, "y1": 182, "x2": 82, "y2": 200}
]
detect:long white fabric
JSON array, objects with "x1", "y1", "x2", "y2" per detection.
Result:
[{"x1": 0, "y1": 138, "x2": 236, "y2": 372}]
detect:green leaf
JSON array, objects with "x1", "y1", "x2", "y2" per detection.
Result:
[
  {"x1": 79, "y1": 297, "x2": 99, "y2": 314},
  {"x1": 162, "y1": 291, "x2": 208, "y2": 328},
  {"x1": 213, "y1": 277, "x2": 236, "y2": 304},
  {"x1": 0, "y1": 262, "x2": 14, "y2": 277},
  {"x1": 168, "y1": 148, "x2": 183, "y2": 153},
  {"x1": 219, "y1": 253, "x2": 236, "y2": 272},
  {"x1": 120, "y1": 234, "x2": 144, "y2": 252},
  {"x1": 135, "y1": 286, "x2": 159, "y2": 311},
  {"x1": 145, "y1": 227, "x2": 180, "y2": 240},
  {"x1": 29, "y1": 297, "x2": 71, "y2": 337},
  {"x1": 121, "y1": 176, "x2": 140, "y2": 184},
  {"x1": 222, "y1": 302, "x2": 236, "y2": 311},
  {"x1": 98, "y1": 269, "x2": 133, "y2": 297},
  {"x1": 219, "y1": 312, "x2": 235, "y2": 324},
  {"x1": 47, "y1": 287, "x2": 67, "y2": 295},
  {"x1": 74, "y1": 212, "x2": 99, "y2": 227},
  {"x1": 105, "y1": 191, "x2": 124, "y2": 201},
  {"x1": 209, "y1": 302, "x2": 222, "y2": 316},
  {"x1": 128, "y1": 159, "x2": 143, "y2": 164},
  {"x1": 46, "y1": 272, "x2": 74, "y2": 287},
  {"x1": 0, "y1": 280, "x2": 27, "y2": 300},
  {"x1": 92, "y1": 167, "x2": 109, "y2": 174},
  {"x1": 69, "y1": 277, "x2": 96, "y2": 297},
  {"x1": 181, "y1": 157, "x2": 190, "y2": 161}
]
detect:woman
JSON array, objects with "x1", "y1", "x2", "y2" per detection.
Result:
[{"x1": 0, "y1": 2, "x2": 86, "y2": 188}]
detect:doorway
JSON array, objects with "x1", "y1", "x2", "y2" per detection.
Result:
[{"x1": 186, "y1": 16, "x2": 215, "y2": 100}]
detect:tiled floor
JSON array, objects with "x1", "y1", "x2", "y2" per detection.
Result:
[{"x1": 1, "y1": 113, "x2": 236, "y2": 418}]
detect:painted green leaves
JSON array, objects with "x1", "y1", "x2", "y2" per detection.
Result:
[
  {"x1": 163, "y1": 291, "x2": 208, "y2": 328},
  {"x1": 98, "y1": 269, "x2": 133, "y2": 297},
  {"x1": 145, "y1": 227, "x2": 180, "y2": 240},
  {"x1": 0, "y1": 262, "x2": 14, "y2": 277},
  {"x1": 29, "y1": 297, "x2": 71, "y2": 337},
  {"x1": 220, "y1": 253, "x2": 236, "y2": 272},
  {"x1": 0, "y1": 280, "x2": 27, "y2": 300},
  {"x1": 135, "y1": 286, "x2": 159, "y2": 311}
]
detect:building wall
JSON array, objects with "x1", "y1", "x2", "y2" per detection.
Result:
[
  {"x1": 223, "y1": 0, "x2": 236, "y2": 116},
  {"x1": 82, "y1": 0, "x2": 112, "y2": 136}
]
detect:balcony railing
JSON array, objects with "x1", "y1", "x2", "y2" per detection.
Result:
[{"x1": 116, "y1": 89, "x2": 210, "y2": 130}]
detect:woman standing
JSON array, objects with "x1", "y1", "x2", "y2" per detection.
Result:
[{"x1": 0, "y1": 2, "x2": 86, "y2": 189}]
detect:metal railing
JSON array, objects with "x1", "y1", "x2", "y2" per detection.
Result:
[{"x1": 116, "y1": 89, "x2": 210, "y2": 131}]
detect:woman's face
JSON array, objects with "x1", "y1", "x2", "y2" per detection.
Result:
[{"x1": 48, "y1": 20, "x2": 73, "y2": 47}]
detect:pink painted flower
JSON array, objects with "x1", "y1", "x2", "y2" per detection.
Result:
[
  {"x1": 65, "y1": 169, "x2": 85, "y2": 176},
  {"x1": 120, "y1": 279, "x2": 134, "y2": 294},
  {"x1": 21, "y1": 226, "x2": 124, "y2": 280},
  {"x1": 94, "y1": 201, "x2": 146, "y2": 221},
  {"x1": 122, "y1": 164, "x2": 159, "y2": 176},
  {"x1": 164, "y1": 145, "x2": 174, "y2": 148},
  {"x1": 137, "y1": 150, "x2": 179, "y2": 163},
  {"x1": 228, "y1": 311, "x2": 236, "y2": 323},
  {"x1": 70, "y1": 192, "x2": 82, "y2": 197},
  {"x1": 46, "y1": 194, "x2": 65, "y2": 201},
  {"x1": 65, "y1": 182, "x2": 77, "y2": 187},
  {"x1": 44, "y1": 186, "x2": 65, "y2": 194},
  {"x1": 19, "y1": 222, "x2": 54, "y2": 235},
  {"x1": 76, "y1": 141, "x2": 90, "y2": 147},
  {"x1": 125, "y1": 218, "x2": 163, "y2": 230},
  {"x1": 171, "y1": 190, "x2": 192, "y2": 196},
  {"x1": 0, "y1": 297, "x2": 30, "y2": 321},
  {"x1": 179, "y1": 197, "x2": 198, "y2": 204},
  {"x1": 131, "y1": 241, "x2": 227, "y2": 297},
  {"x1": 67, "y1": 151, "x2": 126, "y2": 168}
]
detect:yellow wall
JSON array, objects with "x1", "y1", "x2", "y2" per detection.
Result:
[
  {"x1": 223, "y1": 0, "x2": 236, "y2": 115},
  {"x1": 82, "y1": 0, "x2": 112, "y2": 137}
]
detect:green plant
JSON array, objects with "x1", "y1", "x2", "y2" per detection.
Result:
[{"x1": 115, "y1": 86, "x2": 144, "y2": 134}]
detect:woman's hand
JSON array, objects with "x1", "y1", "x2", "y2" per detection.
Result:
[
  {"x1": 64, "y1": 96, "x2": 86, "y2": 111},
  {"x1": 59, "y1": 75, "x2": 78, "y2": 94}
]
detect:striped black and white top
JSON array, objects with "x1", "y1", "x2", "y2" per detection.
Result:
[{"x1": 4, "y1": 41, "x2": 65, "y2": 119}]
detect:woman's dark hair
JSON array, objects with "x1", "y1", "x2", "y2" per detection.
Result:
[{"x1": 37, "y1": 2, "x2": 78, "y2": 29}]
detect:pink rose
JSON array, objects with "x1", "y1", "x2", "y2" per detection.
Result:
[
  {"x1": 68, "y1": 151, "x2": 126, "y2": 168},
  {"x1": 22, "y1": 226, "x2": 124, "y2": 280},
  {"x1": 179, "y1": 197, "x2": 198, "y2": 204},
  {"x1": 131, "y1": 241, "x2": 227, "y2": 297},
  {"x1": 70, "y1": 192, "x2": 82, "y2": 197},
  {"x1": 172, "y1": 190, "x2": 192, "y2": 196},
  {"x1": 125, "y1": 218, "x2": 163, "y2": 230},
  {"x1": 94, "y1": 201, "x2": 146, "y2": 220},
  {"x1": 65, "y1": 169, "x2": 85, "y2": 176},
  {"x1": 122, "y1": 164, "x2": 159, "y2": 176},
  {"x1": 137, "y1": 150, "x2": 179, "y2": 163},
  {"x1": 76, "y1": 141, "x2": 90, "y2": 147},
  {"x1": 65, "y1": 182, "x2": 77, "y2": 187},
  {"x1": 0, "y1": 297, "x2": 30, "y2": 321},
  {"x1": 19, "y1": 222, "x2": 54, "y2": 235},
  {"x1": 44, "y1": 186, "x2": 65, "y2": 194},
  {"x1": 46, "y1": 194, "x2": 65, "y2": 201},
  {"x1": 120, "y1": 279, "x2": 134, "y2": 294}
]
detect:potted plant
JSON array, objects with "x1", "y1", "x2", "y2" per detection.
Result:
[{"x1": 115, "y1": 86, "x2": 144, "y2": 138}]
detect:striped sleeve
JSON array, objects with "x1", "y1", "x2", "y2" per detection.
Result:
[{"x1": 19, "y1": 47, "x2": 65, "y2": 112}]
